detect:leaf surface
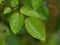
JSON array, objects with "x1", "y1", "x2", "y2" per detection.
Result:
[
  {"x1": 10, "y1": 13, "x2": 24, "y2": 34},
  {"x1": 25, "y1": 17, "x2": 46, "y2": 41}
]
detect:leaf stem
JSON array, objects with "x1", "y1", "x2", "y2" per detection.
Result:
[{"x1": 0, "y1": 3, "x2": 21, "y2": 14}]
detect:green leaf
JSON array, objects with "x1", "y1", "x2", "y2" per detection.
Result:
[
  {"x1": 31, "y1": 0, "x2": 44, "y2": 10},
  {"x1": 9, "y1": 13, "x2": 24, "y2": 34},
  {"x1": 20, "y1": 6, "x2": 41, "y2": 17},
  {"x1": 25, "y1": 17, "x2": 46, "y2": 41},
  {"x1": 39, "y1": 5, "x2": 49, "y2": 17},
  {"x1": 42, "y1": 5, "x2": 49, "y2": 17},
  {"x1": 37, "y1": 5, "x2": 49, "y2": 20},
  {"x1": 3, "y1": 7, "x2": 11, "y2": 14},
  {"x1": 0, "y1": 0, "x2": 3, "y2": 3},
  {"x1": 11, "y1": 0, "x2": 18, "y2": 7}
]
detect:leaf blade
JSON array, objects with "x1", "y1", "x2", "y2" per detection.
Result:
[
  {"x1": 11, "y1": 0, "x2": 18, "y2": 7},
  {"x1": 20, "y1": 6, "x2": 41, "y2": 17},
  {"x1": 25, "y1": 17, "x2": 46, "y2": 41},
  {"x1": 3, "y1": 7, "x2": 11, "y2": 14},
  {"x1": 9, "y1": 13, "x2": 24, "y2": 34},
  {"x1": 31, "y1": 0, "x2": 44, "y2": 10}
]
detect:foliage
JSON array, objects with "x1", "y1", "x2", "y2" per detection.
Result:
[{"x1": 0, "y1": 0, "x2": 59, "y2": 45}]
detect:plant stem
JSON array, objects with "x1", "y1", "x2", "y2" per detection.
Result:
[
  {"x1": 0, "y1": 3, "x2": 21, "y2": 14},
  {"x1": 47, "y1": 0, "x2": 59, "y2": 44}
]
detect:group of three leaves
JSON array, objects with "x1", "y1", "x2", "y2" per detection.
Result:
[
  {"x1": 9, "y1": 6, "x2": 46, "y2": 42},
  {"x1": 1, "y1": 0, "x2": 47, "y2": 42}
]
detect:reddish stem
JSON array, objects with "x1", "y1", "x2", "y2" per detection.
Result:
[{"x1": 47, "y1": 0, "x2": 59, "y2": 44}]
